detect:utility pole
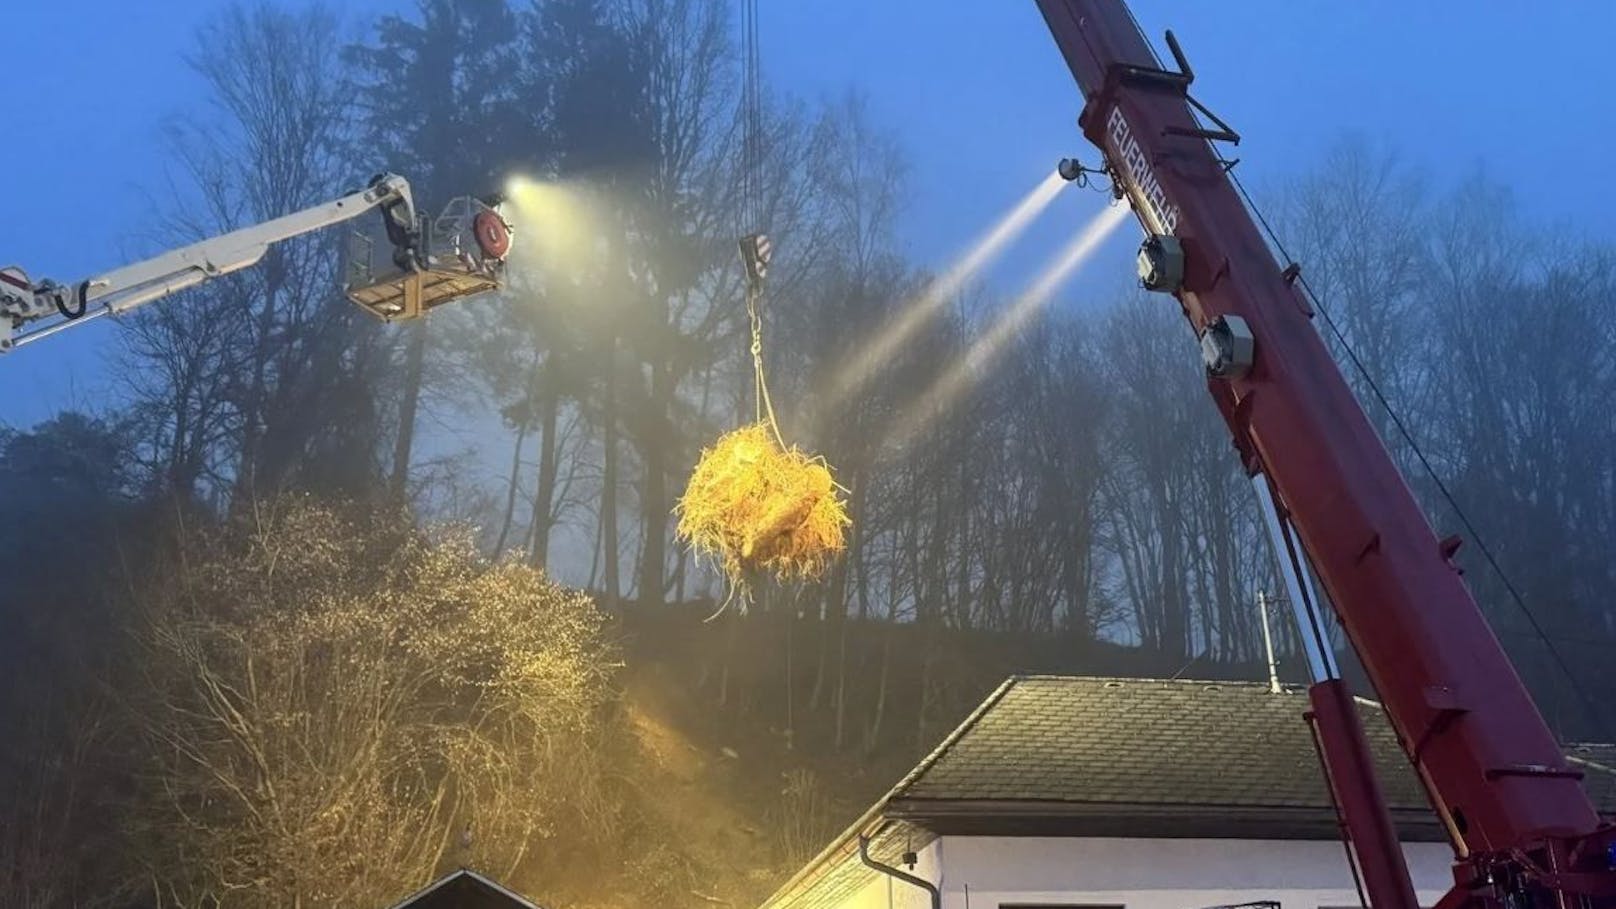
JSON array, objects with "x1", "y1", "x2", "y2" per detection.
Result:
[{"x1": 1256, "y1": 589, "x2": 1281, "y2": 694}]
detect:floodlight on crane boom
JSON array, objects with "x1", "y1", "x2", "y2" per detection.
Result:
[{"x1": 1034, "y1": 3, "x2": 1616, "y2": 908}]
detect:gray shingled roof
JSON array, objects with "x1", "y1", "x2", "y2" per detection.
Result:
[
  {"x1": 759, "y1": 675, "x2": 1616, "y2": 909},
  {"x1": 1567, "y1": 743, "x2": 1616, "y2": 807},
  {"x1": 898, "y1": 676, "x2": 1428, "y2": 811}
]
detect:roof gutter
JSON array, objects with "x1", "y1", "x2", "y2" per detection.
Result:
[{"x1": 859, "y1": 833, "x2": 940, "y2": 909}]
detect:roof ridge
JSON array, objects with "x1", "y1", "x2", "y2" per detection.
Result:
[
  {"x1": 1569, "y1": 753, "x2": 1616, "y2": 776},
  {"x1": 385, "y1": 868, "x2": 546, "y2": 909},
  {"x1": 459, "y1": 870, "x2": 546, "y2": 909},
  {"x1": 1009, "y1": 673, "x2": 1304, "y2": 689},
  {"x1": 894, "y1": 676, "x2": 1024, "y2": 795}
]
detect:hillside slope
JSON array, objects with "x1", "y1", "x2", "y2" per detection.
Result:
[{"x1": 546, "y1": 608, "x2": 1297, "y2": 908}]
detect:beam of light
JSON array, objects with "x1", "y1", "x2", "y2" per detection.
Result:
[
  {"x1": 502, "y1": 175, "x2": 602, "y2": 278},
  {"x1": 824, "y1": 169, "x2": 1069, "y2": 409},
  {"x1": 887, "y1": 201, "x2": 1131, "y2": 449}
]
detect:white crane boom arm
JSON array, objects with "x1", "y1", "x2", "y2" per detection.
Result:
[{"x1": 0, "y1": 174, "x2": 418, "y2": 351}]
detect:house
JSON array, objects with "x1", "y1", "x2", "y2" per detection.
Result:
[
  {"x1": 760, "y1": 676, "x2": 1616, "y2": 909},
  {"x1": 387, "y1": 869, "x2": 545, "y2": 909}
]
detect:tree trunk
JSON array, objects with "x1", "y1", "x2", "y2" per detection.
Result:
[
  {"x1": 833, "y1": 603, "x2": 850, "y2": 750},
  {"x1": 637, "y1": 450, "x2": 668, "y2": 606},
  {"x1": 1061, "y1": 528, "x2": 1091, "y2": 639},
  {"x1": 784, "y1": 607, "x2": 795, "y2": 751},
  {"x1": 808, "y1": 584, "x2": 833, "y2": 712},
  {"x1": 637, "y1": 358, "x2": 672, "y2": 606},
  {"x1": 600, "y1": 337, "x2": 621, "y2": 611},
  {"x1": 586, "y1": 502, "x2": 603, "y2": 590},
  {"x1": 718, "y1": 613, "x2": 738, "y2": 708},
  {"x1": 493, "y1": 422, "x2": 529, "y2": 556},
  {"x1": 528, "y1": 369, "x2": 562, "y2": 571},
  {"x1": 812, "y1": 471, "x2": 859, "y2": 710},
  {"x1": 1153, "y1": 477, "x2": 1188, "y2": 658},
  {"x1": 389, "y1": 323, "x2": 427, "y2": 502},
  {"x1": 953, "y1": 473, "x2": 972, "y2": 628},
  {"x1": 233, "y1": 268, "x2": 281, "y2": 505},
  {"x1": 915, "y1": 623, "x2": 936, "y2": 753},
  {"x1": 167, "y1": 375, "x2": 201, "y2": 499},
  {"x1": 863, "y1": 621, "x2": 891, "y2": 754},
  {"x1": 672, "y1": 547, "x2": 688, "y2": 603}
]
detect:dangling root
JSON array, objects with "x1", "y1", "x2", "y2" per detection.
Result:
[{"x1": 676, "y1": 423, "x2": 850, "y2": 603}]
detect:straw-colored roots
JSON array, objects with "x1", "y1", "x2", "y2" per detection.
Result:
[{"x1": 676, "y1": 423, "x2": 850, "y2": 591}]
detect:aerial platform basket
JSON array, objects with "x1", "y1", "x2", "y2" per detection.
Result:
[{"x1": 344, "y1": 195, "x2": 511, "y2": 321}]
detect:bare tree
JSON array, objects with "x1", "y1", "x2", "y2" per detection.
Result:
[
  {"x1": 1277, "y1": 138, "x2": 1436, "y2": 464},
  {"x1": 122, "y1": 498, "x2": 621, "y2": 907},
  {"x1": 346, "y1": 0, "x2": 523, "y2": 503},
  {"x1": 1423, "y1": 186, "x2": 1616, "y2": 734},
  {"x1": 128, "y1": 2, "x2": 387, "y2": 506}
]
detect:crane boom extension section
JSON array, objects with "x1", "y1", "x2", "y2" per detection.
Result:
[
  {"x1": 0, "y1": 173, "x2": 511, "y2": 352},
  {"x1": 1033, "y1": 3, "x2": 1615, "y2": 907}
]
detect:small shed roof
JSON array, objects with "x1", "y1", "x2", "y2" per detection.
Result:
[{"x1": 386, "y1": 869, "x2": 545, "y2": 909}]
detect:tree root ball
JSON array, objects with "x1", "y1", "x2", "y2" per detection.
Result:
[{"x1": 675, "y1": 423, "x2": 850, "y2": 590}]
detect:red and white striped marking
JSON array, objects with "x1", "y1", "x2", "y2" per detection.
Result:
[{"x1": 0, "y1": 267, "x2": 32, "y2": 292}]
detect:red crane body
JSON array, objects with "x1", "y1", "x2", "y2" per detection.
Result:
[{"x1": 1033, "y1": 3, "x2": 1615, "y2": 907}]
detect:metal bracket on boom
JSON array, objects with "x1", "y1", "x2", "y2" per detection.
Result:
[
  {"x1": 1114, "y1": 30, "x2": 1240, "y2": 145},
  {"x1": 1057, "y1": 156, "x2": 1117, "y2": 192}
]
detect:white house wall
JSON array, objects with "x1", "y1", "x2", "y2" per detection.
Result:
[{"x1": 832, "y1": 836, "x2": 1454, "y2": 909}]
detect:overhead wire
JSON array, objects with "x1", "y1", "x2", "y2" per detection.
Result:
[
  {"x1": 742, "y1": 0, "x2": 763, "y2": 234},
  {"x1": 738, "y1": 0, "x2": 783, "y2": 447},
  {"x1": 1112, "y1": 13, "x2": 1603, "y2": 891},
  {"x1": 1109, "y1": 14, "x2": 1604, "y2": 733},
  {"x1": 1217, "y1": 154, "x2": 1609, "y2": 738},
  {"x1": 696, "y1": 0, "x2": 773, "y2": 624}
]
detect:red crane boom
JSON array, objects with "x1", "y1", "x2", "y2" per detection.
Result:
[{"x1": 1033, "y1": 3, "x2": 1615, "y2": 908}]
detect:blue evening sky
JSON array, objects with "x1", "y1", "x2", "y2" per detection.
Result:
[{"x1": 5, "y1": 1, "x2": 1614, "y2": 432}]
